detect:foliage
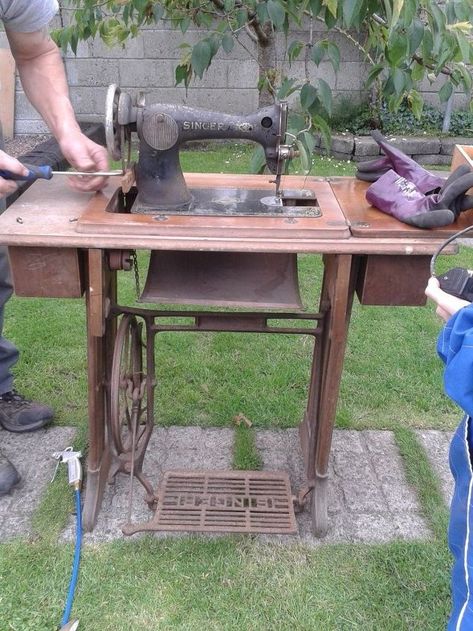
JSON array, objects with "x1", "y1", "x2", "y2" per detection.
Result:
[
  {"x1": 54, "y1": 0, "x2": 473, "y2": 169},
  {"x1": 330, "y1": 99, "x2": 473, "y2": 136}
]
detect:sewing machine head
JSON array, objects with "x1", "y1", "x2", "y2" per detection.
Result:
[{"x1": 105, "y1": 84, "x2": 296, "y2": 213}]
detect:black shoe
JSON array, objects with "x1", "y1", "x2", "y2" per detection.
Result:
[
  {"x1": 0, "y1": 451, "x2": 21, "y2": 495},
  {"x1": 0, "y1": 389, "x2": 53, "y2": 433}
]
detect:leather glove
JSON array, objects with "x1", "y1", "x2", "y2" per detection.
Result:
[
  {"x1": 366, "y1": 167, "x2": 473, "y2": 228},
  {"x1": 356, "y1": 130, "x2": 445, "y2": 194}
]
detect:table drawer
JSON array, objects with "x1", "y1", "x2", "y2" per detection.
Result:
[
  {"x1": 356, "y1": 255, "x2": 430, "y2": 306},
  {"x1": 8, "y1": 246, "x2": 85, "y2": 298}
]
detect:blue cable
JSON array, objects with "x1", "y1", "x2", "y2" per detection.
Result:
[{"x1": 60, "y1": 488, "x2": 82, "y2": 628}]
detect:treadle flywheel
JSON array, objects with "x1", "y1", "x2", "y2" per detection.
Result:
[{"x1": 122, "y1": 470, "x2": 297, "y2": 535}]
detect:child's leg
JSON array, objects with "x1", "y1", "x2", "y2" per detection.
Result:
[{"x1": 448, "y1": 414, "x2": 473, "y2": 629}]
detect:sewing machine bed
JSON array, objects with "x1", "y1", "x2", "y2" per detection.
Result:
[{"x1": 76, "y1": 173, "x2": 350, "y2": 240}]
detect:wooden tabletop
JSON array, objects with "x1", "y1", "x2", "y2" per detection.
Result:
[{"x1": 0, "y1": 173, "x2": 465, "y2": 255}]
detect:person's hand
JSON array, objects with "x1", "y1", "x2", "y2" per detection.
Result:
[
  {"x1": 58, "y1": 130, "x2": 109, "y2": 192},
  {"x1": 425, "y1": 276, "x2": 470, "y2": 322},
  {"x1": 0, "y1": 150, "x2": 30, "y2": 199}
]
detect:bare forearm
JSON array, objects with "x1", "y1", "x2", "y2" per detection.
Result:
[
  {"x1": 4, "y1": 27, "x2": 109, "y2": 192},
  {"x1": 7, "y1": 28, "x2": 81, "y2": 144}
]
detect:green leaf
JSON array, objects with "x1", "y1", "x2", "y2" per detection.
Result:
[
  {"x1": 392, "y1": 68, "x2": 406, "y2": 95},
  {"x1": 422, "y1": 29, "x2": 434, "y2": 62},
  {"x1": 407, "y1": 90, "x2": 424, "y2": 119},
  {"x1": 342, "y1": 0, "x2": 362, "y2": 28},
  {"x1": 153, "y1": 3, "x2": 164, "y2": 21},
  {"x1": 267, "y1": 0, "x2": 286, "y2": 27},
  {"x1": 236, "y1": 7, "x2": 248, "y2": 27},
  {"x1": 288, "y1": 40, "x2": 304, "y2": 63},
  {"x1": 175, "y1": 64, "x2": 190, "y2": 87},
  {"x1": 439, "y1": 81, "x2": 453, "y2": 103},
  {"x1": 401, "y1": 0, "x2": 416, "y2": 28},
  {"x1": 256, "y1": 2, "x2": 269, "y2": 22},
  {"x1": 191, "y1": 40, "x2": 212, "y2": 78},
  {"x1": 180, "y1": 17, "x2": 191, "y2": 33},
  {"x1": 323, "y1": 0, "x2": 338, "y2": 18},
  {"x1": 310, "y1": 41, "x2": 325, "y2": 65},
  {"x1": 411, "y1": 60, "x2": 425, "y2": 82},
  {"x1": 309, "y1": 0, "x2": 323, "y2": 15},
  {"x1": 300, "y1": 83, "x2": 318, "y2": 110},
  {"x1": 408, "y1": 19, "x2": 424, "y2": 56},
  {"x1": 222, "y1": 33, "x2": 234, "y2": 53},
  {"x1": 224, "y1": 0, "x2": 236, "y2": 10},
  {"x1": 386, "y1": 31, "x2": 408, "y2": 66},
  {"x1": 326, "y1": 42, "x2": 340, "y2": 71},
  {"x1": 312, "y1": 114, "x2": 331, "y2": 152},
  {"x1": 249, "y1": 145, "x2": 267, "y2": 174},
  {"x1": 296, "y1": 139, "x2": 311, "y2": 174},
  {"x1": 324, "y1": 6, "x2": 337, "y2": 27},
  {"x1": 301, "y1": 130, "x2": 317, "y2": 155},
  {"x1": 317, "y1": 78, "x2": 332, "y2": 116},
  {"x1": 366, "y1": 64, "x2": 384, "y2": 87},
  {"x1": 391, "y1": 0, "x2": 404, "y2": 29},
  {"x1": 457, "y1": 32, "x2": 472, "y2": 64},
  {"x1": 277, "y1": 77, "x2": 301, "y2": 99}
]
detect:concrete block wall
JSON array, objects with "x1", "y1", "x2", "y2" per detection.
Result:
[{"x1": 0, "y1": 12, "x2": 468, "y2": 135}]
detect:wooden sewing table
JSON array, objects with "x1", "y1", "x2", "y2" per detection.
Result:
[{"x1": 0, "y1": 173, "x2": 467, "y2": 536}]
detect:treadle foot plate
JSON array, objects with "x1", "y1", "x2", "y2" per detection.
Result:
[{"x1": 122, "y1": 470, "x2": 297, "y2": 535}]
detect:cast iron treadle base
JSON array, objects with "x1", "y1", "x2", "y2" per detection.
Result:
[{"x1": 122, "y1": 470, "x2": 297, "y2": 535}]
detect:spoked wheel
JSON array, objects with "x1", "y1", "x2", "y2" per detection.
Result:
[{"x1": 110, "y1": 314, "x2": 155, "y2": 503}]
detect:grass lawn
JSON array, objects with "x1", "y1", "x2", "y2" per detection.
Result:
[{"x1": 0, "y1": 143, "x2": 467, "y2": 629}]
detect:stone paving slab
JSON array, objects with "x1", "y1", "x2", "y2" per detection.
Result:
[
  {"x1": 62, "y1": 427, "x2": 235, "y2": 543},
  {"x1": 1, "y1": 426, "x2": 453, "y2": 545},
  {"x1": 0, "y1": 426, "x2": 76, "y2": 541},
  {"x1": 256, "y1": 429, "x2": 430, "y2": 544}
]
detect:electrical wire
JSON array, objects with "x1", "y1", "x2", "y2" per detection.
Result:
[
  {"x1": 430, "y1": 225, "x2": 473, "y2": 277},
  {"x1": 60, "y1": 489, "x2": 82, "y2": 628}
]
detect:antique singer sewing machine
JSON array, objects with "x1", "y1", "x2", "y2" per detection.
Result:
[
  {"x1": 2, "y1": 84, "x2": 460, "y2": 538},
  {"x1": 85, "y1": 84, "x2": 334, "y2": 536}
]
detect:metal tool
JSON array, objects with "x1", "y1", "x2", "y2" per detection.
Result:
[
  {"x1": 0, "y1": 165, "x2": 122, "y2": 181},
  {"x1": 104, "y1": 83, "x2": 295, "y2": 213},
  {"x1": 60, "y1": 620, "x2": 80, "y2": 631}
]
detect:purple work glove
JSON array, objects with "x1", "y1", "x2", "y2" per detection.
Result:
[
  {"x1": 356, "y1": 130, "x2": 445, "y2": 194},
  {"x1": 366, "y1": 167, "x2": 473, "y2": 228}
]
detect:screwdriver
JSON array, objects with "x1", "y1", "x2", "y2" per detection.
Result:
[{"x1": 0, "y1": 164, "x2": 123, "y2": 181}]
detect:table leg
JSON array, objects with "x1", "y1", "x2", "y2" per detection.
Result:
[
  {"x1": 300, "y1": 254, "x2": 356, "y2": 536},
  {"x1": 82, "y1": 249, "x2": 116, "y2": 532}
]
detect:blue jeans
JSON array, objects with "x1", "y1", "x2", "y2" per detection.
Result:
[
  {"x1": 0, "y1": 247, "x2": 18, "y2": 395},
  {"x1": 0, "y1": 124, "x2": 19, "y2": 395}
]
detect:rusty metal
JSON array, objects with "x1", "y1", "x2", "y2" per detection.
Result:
[
  {"x1": 139, "y1": 250, "x2": 304, "y2": 309},
  {"x1": 107, "y1": 250, "x2": 133, "y2": 271},
  {"x1": 108, "y1": 314, "x2": 156, "y2": 508},
  {"x1": 122, "y1": 470, "x2": 297, "y2": 535}
]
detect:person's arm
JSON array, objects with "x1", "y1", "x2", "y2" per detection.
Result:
[
  {"x1": 425, "y1": 276, "x2": 470, "y2": 322},
  {"x1": 426, "y1": 276, "x2": 473, "y2": 416},
  {"x1": 5, "y1": 26, "x2": 108, "y2": 192}
]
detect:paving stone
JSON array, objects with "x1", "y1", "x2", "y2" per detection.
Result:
[
  {"x1": 0, "y1": 426, "x2": 440, "y2": 545},
  {"x1": 0, "y1": 426, "x2": 76, "y2": 541},
  {"x1": 256, "y1": 428, "x2": 429, "y2": 545},
  {"x1": 62, "y1": 426, "x2": 234, "y2": 543}
]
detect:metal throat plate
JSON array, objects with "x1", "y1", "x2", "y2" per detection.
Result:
[
  {"x1": 128, "y1": 187, "x2": 321, "y2": 218},
  {"x1": 122, "y1": 470, "x2": 297, "y2": 535}
]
